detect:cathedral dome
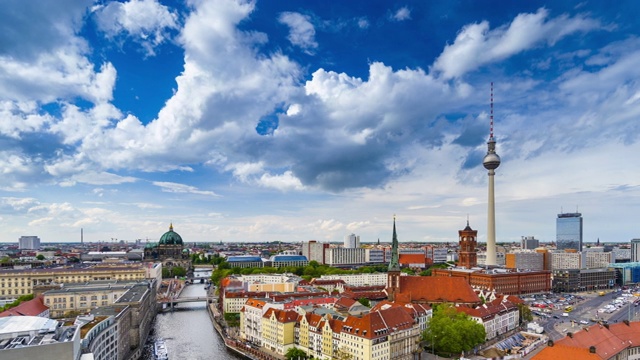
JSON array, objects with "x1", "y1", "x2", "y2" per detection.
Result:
[{"x1": 159, "y1": 223, "x2": 183, "y2": 245}]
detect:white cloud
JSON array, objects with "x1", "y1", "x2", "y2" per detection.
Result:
[
  {"x1": 433, "y1": 8, "x2": 603, "y2": 79},
  {"x1": 392, "y1": 7, "x2": 411, "y2": 21},
  {"x1": 93, "y1": 0, "x2": 179, "y2": 56},
  {"x1": 259, "y1": 171, "x2": 304, "y2": 191},
  {"x1": 278, "y1": 12, "x2": 318, "y2": 54},
  {"x1": 152, "y1": 181, "x2": 219, "y2": 197}
]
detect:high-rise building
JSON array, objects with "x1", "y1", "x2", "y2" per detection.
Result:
[
  {"x1": 301, "y1": 240, "x2": 329, "y2": 264},
  {"x1": 483, "y1": 83, "x2": 501, "y2": 266},
  {"x1": 520, "y1": 236, "x2": 539, "y2": 250},
  {"x1": 343, "y1": 233, "x2": 360, "y2": 248},
  {"x1": 556, "y1": 212, "x2": 583, "y2": 251},
  {"x1": 631, "y1": 239, "x2": 640, "y2": 262},
  {"x1": 18, "y1": 236, "x2": 40, "y2": 250}
]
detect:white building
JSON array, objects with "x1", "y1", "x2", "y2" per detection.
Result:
[
  {"x1": 320, "y1": 273, "x2": 390, "y2": 287},
  {"x1": 477, "y1": 252, "x2": 506, "y2": 266},
  {"x1": 0, "y1": 316, "x2": 82, "y2": 360},
  {"x1": 551, "y1": 251, "x2": 586, "y2": 270},
  {"x1": 365, "y1": 248, "x2": 385, "y2": 264},
  {"x1": 426, "y1": 246, "x2": 448, "y2": 264},
  {"x1": 586, "y1": 251, "x2": 613, "y2": 269},
  {"x1": 18, "y1": 236, "x2": 40, "y2": 250},
  {"x1": 344, "y1": 234, "x2": 360, "y2": 249},
  {"x1": 631, "y1": 239, "x2": 640, "y2": 263},
  {"x1": 324, "y1": 247, "x2": 367, "y2": 266}
]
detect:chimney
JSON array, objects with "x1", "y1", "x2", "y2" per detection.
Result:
[
  {"x1": 624, "y1": 319, "x2": 630, "y2": 326},
  {"x1": 604, "y1": 323, "x2": 609, "y2": 329},
  {"x1": 589, "y1": 346, "x2": 596, "y2": 353},
  {"x1": 567, "y1": 332, "x2": 573, "y2": 338},
  {"x1": 547, "y1": 340, "x2": 554, "y2": 347}
]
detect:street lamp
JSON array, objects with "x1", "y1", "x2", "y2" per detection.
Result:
[{"x1": 432, "y1": 334, "x2": 438, "y2": 359}]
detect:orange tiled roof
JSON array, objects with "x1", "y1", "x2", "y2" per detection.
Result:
[
  {"x1": 399, "y1": 254, "x2": 426, "y2": 265},
  {"x1": 532, "y1": 344, "x2": 601, "y2": 360},
  {"x1": 396, "y1": 276, "x2": 481, "y2": 304},
  {"x1": 556, "y1": 323, "x2": 629, "y2": 359},
  {"x1": 608, "y1": 321, "x2": 640, "y2": 347},
  {"x1": 264, "y1": 308, "x2": 298, "y2": 323}
]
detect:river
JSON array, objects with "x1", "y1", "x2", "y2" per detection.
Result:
[{"x1": 143, "y1": 270, "x2": 244, "y2": 360}]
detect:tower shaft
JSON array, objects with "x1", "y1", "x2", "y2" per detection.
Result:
[{"x1": 486, "y1": 169, "x2": 497, "y2": 265}]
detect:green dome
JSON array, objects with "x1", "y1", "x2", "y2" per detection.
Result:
[{"x1": 159, "y1": 224, "x2": 183, "y2": 245}]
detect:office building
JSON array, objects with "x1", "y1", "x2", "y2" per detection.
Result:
[
  {"x1": 521, "y1": 236, "x2": 539, "y2": 250},
  {"x1": 556, "y1": 212, "x2": 583, "y2": 251},
  {"x1": 631, "y1": 239, "x2": 640, "y2": 262},
  {"x1": 302, "y1": 240, "x2": 329, "y2": 264},
  {"x1": 18, "y1": 236, "x2": 40, "y2": 250},
  {"x1": 0, "y1": 316, "x2": 82, "y2": 360},
  {"x1": 550, "y1": 250, "x2": 586, "y2": 270},
  {"x1": 344, "y1": 233, "x2": 360, "y2": 248},
  {"x1": 505, "y1": 251, "x2": 544, "y2": 271}
]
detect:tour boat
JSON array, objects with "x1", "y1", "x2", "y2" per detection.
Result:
[{"x1": 154, "y1": 338, "x2": 169, "y2": 360}]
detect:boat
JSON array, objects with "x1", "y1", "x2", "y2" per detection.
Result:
[{"x1": 154, "y1": 338, "x2": 169, "y2": 360}]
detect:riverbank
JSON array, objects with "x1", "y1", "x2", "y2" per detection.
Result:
[{"x1": 208, "y1": 302, "x2": 255, "y2": 359}]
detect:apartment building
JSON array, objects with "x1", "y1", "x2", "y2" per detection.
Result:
[{"x1": 0, "y1": 265, "x2": 146, "y2": 300}]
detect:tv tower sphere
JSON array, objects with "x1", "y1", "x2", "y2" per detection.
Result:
[{"x1": 483, "y1": 147, "x2": 501, "y2": 170}]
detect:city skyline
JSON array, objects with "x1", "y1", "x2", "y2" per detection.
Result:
[{"x1": 1, "y1": 1, "x2": 639, "y2": 243}]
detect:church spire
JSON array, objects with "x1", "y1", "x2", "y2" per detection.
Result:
[{"x1": 388, "y1": 215, "x2": 400, "y2": 272}]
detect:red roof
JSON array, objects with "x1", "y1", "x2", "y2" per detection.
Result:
[
  {"x1": 556, "y1": 323, "x2": 630, "y2": 359},
  {"x1": 0, "y1": 295, "x2": 48, "y2": 317},
  {"x1": 395, "y1": 276, "x2": 481, "y2": 304},
  {"x1": 399, "y1": 254, "x2": 426, "y2": 265}
]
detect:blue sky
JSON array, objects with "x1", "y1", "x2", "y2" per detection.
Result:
[{"x1": 0, "y1": 0, "x2": 639, "y2": 245}]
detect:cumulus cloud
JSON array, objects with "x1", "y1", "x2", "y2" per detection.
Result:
[
  {"x1": 392, "y1": 7, "x2": 411, "y2": 21},
  {"x1": 93, "y1": 0, "x2": 179, "y2": 56},
  {"x1": 278, "y1": 12, "x2": 318, "y2": 54},
  {"x1": 433, "y1": 8, "x2": 603, "y2": 79}
]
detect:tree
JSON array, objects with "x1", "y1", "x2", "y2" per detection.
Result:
[
  {"x1": 36, "y1": 254, "x2": 45, "y2": 261},
  {"x1": 285, "y1": 346, "x2": 308, "y2": 360},
  {"x1": 172, "y1": 266, "x2": 187, "y2": 277},
  {"x1": 517, "y1": 303, "x2": 533, "y2": 324},
  {"x1": 358, "y1": 297, "x2": 371, "y2": 307},
  {"x1": 423, "y1": 303, "x2": 485, "y2": 356}
]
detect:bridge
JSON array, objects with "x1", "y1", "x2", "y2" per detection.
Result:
[{"x1": 158, "y1": 296, "x2": 216, "y2": 311}]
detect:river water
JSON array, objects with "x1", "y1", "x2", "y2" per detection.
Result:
[{"x1": 143, "y1": 270, "x2": 244, "y2": 360}]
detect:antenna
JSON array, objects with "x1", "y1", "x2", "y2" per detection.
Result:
[{"x1": 490, "y1": 82, "x2": 494, "y2": 140}]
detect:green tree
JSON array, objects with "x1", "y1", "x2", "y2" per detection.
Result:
[
  {"x1": 36, "y1": 254, "x2": 45, "y2": 260},
  {"x1": 423, "y1": 303, "x2": 485, "y2": 356},
  {"x1": 172, "y1": 266, "x2": 187, "y2": 277},
  {"x1": 517, "y1": 303, "x2": 533, "y2": 324},
  {"x1": 419, "y1": 269, "x2": 431, "y2": 276},
  {"x1": 358, "y1": 297, "x2": 371, "y2": 307},
  {"x1": 285, "y1": 346, "x2": 308, "y2": 360}
]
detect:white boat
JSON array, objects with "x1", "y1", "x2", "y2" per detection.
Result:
[{"x1": 154, "y1": 338, "x2": 169, "y2": 360}]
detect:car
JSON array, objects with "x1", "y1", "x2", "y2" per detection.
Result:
[
  {"x1": 553, "y1": 315, "x2": 559, "y2": 319},
  {"x1": 579, "y1": 320, "x2": 589, "y2": 325}
]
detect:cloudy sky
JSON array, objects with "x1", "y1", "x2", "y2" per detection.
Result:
[{"x1": 0, "y1": 0, "x2": 638, "y2": 245}]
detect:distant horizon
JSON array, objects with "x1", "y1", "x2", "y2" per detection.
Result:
[{"x1": 1, "y1": 1, "x2": 639, "y2": 245}]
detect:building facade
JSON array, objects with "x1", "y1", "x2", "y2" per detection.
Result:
[
  {"x1": 521, "y1": 236, "x2": 540, "y2": 250},
  {"x1": 631, "y1": 239, "x2": 640, "y2": 263},
  {"x1": 505, "y1": 251, "x2": 544, "y2": 271},
  {"x1": 344, "y1": 234, "x2": 360, "y2": 249},
  {"x1": 18, "y1": 236, "x2": 40, "y2": 250},
  {"x1": 458, "y1": 222, "x2": 478, "y2": 269},
  {"x1": 556, "y1": 212, "x2": 583, "y2": 251}
]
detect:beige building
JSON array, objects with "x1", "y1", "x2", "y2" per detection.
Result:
[
  {"x1": 551, "y1": 251, "x2": 586, "y2": 270},
  {"x1": 43, "y1": 281, "x2": 144, "y2": 318},
  {"x1": 261, "y1": 308, "x2": 298, "y2": 355},
  {"x1": 0, "y1": 264, "x2": 146, "y2": 300}
]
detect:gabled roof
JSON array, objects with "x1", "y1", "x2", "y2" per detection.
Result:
[
  {"x1": 0, "y1": 295, "x2": 48, "y2": 318},
  {"x1": 608, "y1": 321, "x2": 640, "y2": 347},
  {"x1": 556, "y1": 323, "x2": 630, "y2": 359},
  {"x1": 264, "y1": 308, "x2": 298, "y2": 323}
]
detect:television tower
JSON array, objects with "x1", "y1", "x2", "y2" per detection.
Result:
[{"x1": 483, "y1": 82, "x2": 501, "y2": 266}]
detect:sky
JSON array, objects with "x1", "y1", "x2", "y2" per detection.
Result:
[{"x1": 0, "y1": 0, "x2": 639, "y2": 245}]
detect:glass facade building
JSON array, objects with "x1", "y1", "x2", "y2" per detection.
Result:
[{"x1": 556, "y1": 212, "x2": 583, "y2": 251}]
